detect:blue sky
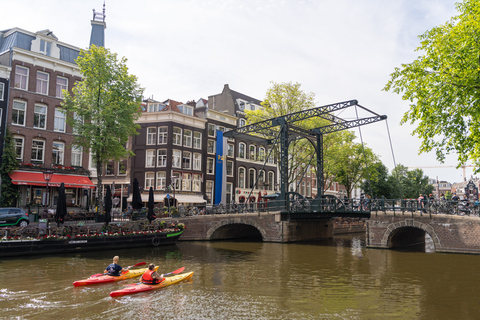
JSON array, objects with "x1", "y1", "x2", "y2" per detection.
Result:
[{"x1": 3, "y1": 0, "x2": 473, "y2": 183}]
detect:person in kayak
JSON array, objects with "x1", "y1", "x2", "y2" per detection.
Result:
[
  {"x1": 105, "y1": 256, "x2": 128, "y2": 276},
  {"x1": 141, "y1": 263, "x2": 164, "y2": 284}
]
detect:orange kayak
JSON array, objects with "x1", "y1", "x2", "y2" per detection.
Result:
[{"x1": 73, "y1": 266, "x2": 159, "y2": 287}]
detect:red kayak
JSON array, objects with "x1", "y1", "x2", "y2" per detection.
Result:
[
  {"x1": 73, "y1": 266, "x2": 157, "y2": 287},
  {"x1": 109, "y1": 271, "x2": 194, "y2": 297}
]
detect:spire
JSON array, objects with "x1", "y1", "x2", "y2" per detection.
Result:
[{"x1": 89, "y1": 2, "x2": 106, "y2": 47}]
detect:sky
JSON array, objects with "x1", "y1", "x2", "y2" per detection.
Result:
[{"x1": 2, "y1": 0, "x2": 474, "y2": 184}]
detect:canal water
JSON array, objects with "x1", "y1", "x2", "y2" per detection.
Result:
[{"x1": 1, "y1": 234, "x2": 479, "y2": 320}]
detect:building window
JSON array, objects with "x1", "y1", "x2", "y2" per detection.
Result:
[
  {"x1": 206, "y1": 158, "x2": 215, "y2": 174},
  {"x1": 172, "y1": 173, "x2": 181, "y2": 191},
  {"x1": 238, "y1": 118, "x2": 246, "y2": 128},
  {"x1": 156, "y1": 172, "x2": 166, "y2": 190},
  {"x1": 193, "y1": 132, "x2": 202, "y2": 149},
  {"x1": 14, "y1": 136, "x2": 24, "y2": 161},
  {"x1": 193, "y1": 153, "x2": 201, "y2": 170},
  {"x1": 227, "y1": 161, "x2": 233, "y2": 176},
  {"x1": 182, "y1": 173, "x2": 191, "y2": 191},
  {"x1": 207, "y1": 140, "x2": 215, "y2": 154},
  {"x1": 301, "y1": 181, "x2": 306, "y2": 195},
  {"x1": 56, "y1": 76, "x2": 68, "y2": 98},
  {"x1": 36, "y1": 71, "x2": 49, "y2": 95},
  {"x1": 54, "y1": 108, "x2": 66, "y2": 132},
  {"x1": 249, "y1": 145, "x2": 256, "y2": 161},
  {"x1": 268, "y1": 171, "x2": 274, "y2": 191},
  {"x1": 106, "y1": 162, "x2": 115, "y2": 175},
  {"x1": 158, "y1": 127, "x2": 167, "y2": 144},
  {"x1": 268, "y1": 149, "x2": 275, "y2": 164},
  {"x1": 226, "y1": 183, "x2": 233, "y2": 204},
  {"x1": 208, "y1": 124, "x2": 216, "y2": 137},
  {"x1": 249, "y1": 169, "x2": 256, "y2": 188},
  {"x1": 206, "y1": 180, "x2": 214, "y2": 204},
  {"x1": 157, "y1": 149, "x2": 167, "y2": 167},
  {"x1": 33, "y1": 104, "x2": 47, "y2": 129},
  {"x1": 12, "y1": 100, "x2": 26, "y2": 126},
  {"x1": 238, "y1": 167, "x2": 245, "y2": 188},
  {"x1": 259, "y1": 170, "x2": 265, "y2": 188},
  {"x1": 172, "y1": 150, "x2": 181, "y2": 168},
  {"x1": 0, "y1": 83, "x2": 4, "y2": 100},
  {"x1": 259, "y1": 147, "x2": 265, "y2": 162},
  {"x1": 118, "y1": 160, "x2": 127, "y2": 175},
  {"x1": 182, "y1": 151, "x2": 191, "y2": 169},
  {"x1": 14, "y1": 66, "x2": 28, "y2": 90},
  {"x1": 71, "y1": 145, "x2": 82, "y2": 167},
  {"x1": 31, "y1": 139, "x2": 45, "y2": 163},
  {"x1": 145, "y1": 172, "x2": 155, "y2": 189},
  {"x1": 178, "y1": 104, "x2": 193, "y2": 116},
  {"x1": 173, "y1": 127, "x2": 182, "y2": 145},
  {"x1": 192, "y1": 174, "x2": 201, "y2": 192},
  {"x1": 307, "y1": 181, "x2": 311, "y2": 197},
  {"x1": 183, "y1": 129, "x2": 192, "y2": 147},
  {"x1": 147, "y1": 127, "x2": 156, "y2": 145},
  {"x1": 146, "y1": 149, "x2": 155, "y2": 167},
  {"x1": 39, "y1": 39, "x2": 51, "y2": 56},
  {"x1": 227, "y1": 144, "x2": 234, "y2": 157},
  {"x1": 239, "y1": 143, "x2": 246, "y2": 159},
  {"x1": 52, "y1": 141, "x2": 65, "y2": 165}
]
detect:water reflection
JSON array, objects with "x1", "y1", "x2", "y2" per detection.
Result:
[{"x1": 1, "y1": 234, "x2": 480, "y2": 319}]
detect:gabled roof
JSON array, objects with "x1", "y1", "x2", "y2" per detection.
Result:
[{"x1": 162, "y1": 99, "x2": 183, "y2": 112}]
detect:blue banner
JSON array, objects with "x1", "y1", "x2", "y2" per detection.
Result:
[{"x1": 214, "y1": 130, "x2": 227, "y2": 205}]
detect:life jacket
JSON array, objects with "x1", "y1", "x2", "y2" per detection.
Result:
[{"x1": 142, "y1": 270, "x2": 160, "y2": 284}]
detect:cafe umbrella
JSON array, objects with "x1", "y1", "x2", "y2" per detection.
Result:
[
  {"x1": 132, "y1": 178, "x2": 143, "y2": 210},
  {"x1": 55, "y1": 182, "x2": 67, "y2": 227},
  {"x1": 147, "y1": 186, "x2": 156, "y2": 223}
]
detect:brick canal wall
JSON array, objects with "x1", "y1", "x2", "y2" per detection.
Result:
[
  {"x1": 164, "y1": 213, "x2": 334, "y2": 243},
  {"x1": 367, "y1": 212, "x2": 480, "y2": 254}
]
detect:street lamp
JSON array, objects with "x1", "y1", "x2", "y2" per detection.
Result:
[{"x1": 42, "y1": 170, "x2": 53, "y2": 219}]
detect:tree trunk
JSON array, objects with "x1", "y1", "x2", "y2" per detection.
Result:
[{"x1": 96, "y1": 159, "x2": 104, "y2": 215}]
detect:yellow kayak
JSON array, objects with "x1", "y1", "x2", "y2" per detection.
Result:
[
  {"x1": 109, "y1": 271, "x2": 194, "y2": 297},
  {"x1": 73, "y1": 266, "x2": 159, "y2": 287}
]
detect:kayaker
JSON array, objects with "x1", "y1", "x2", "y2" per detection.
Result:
[
  {"x1": 141, "y1": 263, "x2": 164, "y2": 284},
  {"x1": 105, "y1": 256, "x2": 128, "y2": 276}
]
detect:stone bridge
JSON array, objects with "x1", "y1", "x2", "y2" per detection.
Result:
[
  {"x1": 166, "y1": 212, "x2": 334, "y2": 242},
  {"x1": 366, "y1": 212, "x2": 480, "y2": 254}
]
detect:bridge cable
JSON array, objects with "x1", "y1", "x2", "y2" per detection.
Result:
[{"x1": 385, "y1": 119, "x2": 403, "y2": 198}]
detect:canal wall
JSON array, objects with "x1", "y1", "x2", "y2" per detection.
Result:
[{"x1": 367, "y1": 212, "x2": 480, "y2": 254}]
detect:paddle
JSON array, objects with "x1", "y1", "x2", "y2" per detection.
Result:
[
  {"x1": 91, "y1": 262, "x2": 146, "y2": 278},
  {"x1": 124, "y1": 266, "x2": 185, "y2": 286}
]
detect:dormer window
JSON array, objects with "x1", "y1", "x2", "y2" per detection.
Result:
[
  {"x1": 40, "y1": 39, "x2": 51, "y2": 56},
  {"x1": 178, "y1": 105, "x2": 193, "y2": 116},
  {"x1": 147, "y1": 103, "x2": 165, "y2": 112}
]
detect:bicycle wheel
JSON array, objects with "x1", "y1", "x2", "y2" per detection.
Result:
[{"x1": 190, "y1": 207, "x2": 199, "y2": 216}]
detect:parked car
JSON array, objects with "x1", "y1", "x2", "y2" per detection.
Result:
[{"x1": 0, "y1": 208, "x2": 29, "y2": 227}]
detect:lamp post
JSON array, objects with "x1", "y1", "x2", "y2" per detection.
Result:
[{"x1": 42, "y1": 170, "x2": 53, "y2": 219}]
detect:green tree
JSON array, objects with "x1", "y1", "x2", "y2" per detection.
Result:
[
  {"x1": 392, "y1": 164, "x2": 433, "y2": 199},
  {"x1": 384, "y1": 0, "x2": 480, "y2": 169},
  {"x1": 0, "y1": 128, "x2": 19, "y2": 206},
  {"x1": 62, "y1": 45, "x2": 144, "y2": 214},
  {"x1": 361, "y1": 161, "x2": 399, "y2": 199}
]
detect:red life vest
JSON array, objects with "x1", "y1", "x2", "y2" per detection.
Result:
[{"x1": 142, "y1": 270, "x2": 160, "y2": 284}]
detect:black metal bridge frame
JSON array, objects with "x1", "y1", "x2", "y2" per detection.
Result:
[{"x1": 223, "y1": 99, "x2": 387, "y2": 211}]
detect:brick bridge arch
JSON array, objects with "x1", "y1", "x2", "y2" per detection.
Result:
[
  {"x1": 206, "y1": 217, "x2": 268, "y2": 240},
  {"x1": 380, "y1": 219, "x2": 441, "y2": 249}
]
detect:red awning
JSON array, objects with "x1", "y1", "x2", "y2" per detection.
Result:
[{"x1": 9, "y1": 171, "x2": 95, "y2": 189}]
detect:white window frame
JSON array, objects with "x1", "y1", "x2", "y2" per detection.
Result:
[
  {"x1": 156, "y1": 171, "x2": 166, "y2": 190},
  {"x1": 206, "y1": 180, "x2": 214, "y2": 203},
  {"x1": 227, "y1": 160, "x2": 233, "y2": 177},
  {"x1": 52, "y1": 141, "x2": 65, "y2": 165},
  {"x1": 172, "y1": 149, "x2": 181, "y2": 168},
  {"x1": 145, "y1": 172, "x2": 155, "y2": 190},
  {"x1": 12, "y1": 100, "x2": 26, "y2": 126},
  {"x1": 14, "y1": 66, "x2": 28, "y2": 90},
  {"x1": 105, "y1": 161, "x2": 115, "y2": 176},
  {"x1": 193, "y1": 132, "x2": 202, "y2": 149},
  {"x1": 56, "y1": 76, "x2": 68, "y2": 98},
  {"x1": 158, "y1": 126, "x2": 167, "y2": 144},
  {"x1": 157, "y1": 149, "x2": 167, "y2": 167},
  {"x1": 54, "y1": 108, "x2": 66, "y2": 132},
  {"x1": 31, "y1": 139, "x2": 45, "y2": 163},
  {"x1": 227, "y1": 144, "x2": 234, "y2": 157},
  {"x1": 239, "y1": 142, "x2": 246, "y2": 159},
  {"x1": 0, "y1": 82, "x2": 4, "y2": 101},
  {"x1": 238, "y1": 167, "x2": 245, "y2": 189},
  {"x1": 146, "y1": 149, "x2": 156, "y2": 167},
  {"x1": 118, "y1": 160, "x2": 128, "y2": 176},
  {"x1": 172, "y1": 172, "x2": 181, "y2": 191},
  {"x1": 238, "y1": 118, "x2": 246, "y2": 128},
  {"x1": 33, "y1": 104, "x2": 47, "y2": 130},
  {"x1": 268, "y1": 171, "x2": 275, "y2": 191},
  {"x1": 173, "y1": 127, "x2": 182, "y2": 146},
  {"x1": 147, "y1": 127, "x2": 156, "y2": 145},
  {"x1": 259, "y1": 147, "x2": 265, "y2": 162},
  {"x1": 192, "y1": 174, "x2": 202, "y2": 192},
  {"x1": 39, "y1": 39, "x2": 52, "y2": 56},
  {"x1": 183, "y1": 129, "x2": 192, "y2": 147},
  {"x1": 71, "y1": 145, "x2": 82, "y2": 167},
  {"x1": 14, "y1": 136, "x2": 24, "y2": 161},
  {"x1": 36, "y1": 71, "x2": 49, "y2": 95},
  {"x1": 249, "y1": 145, "x2": 256, "y2": 161},
  {"x1": 182, "y1": 151, "x2": 191, "y2": 169},
  {"x1": 208, "y1": 123, "x2": 216, "y2": 137},
  {"x1": 193, "y1": 153, "x2": 202, "y2": 170},
  {"x1": 182, "y1": 173, "x2": 191, "y2": 191},
  {"x1": 207, "y1": 140, "x2": 216, "y2": 154},
  {"x1": 249, "y1": 169, "x2": 256, "y2": 189},
  {"x1": 206, "y1": 157, "x2": 215, "y2": 174}
]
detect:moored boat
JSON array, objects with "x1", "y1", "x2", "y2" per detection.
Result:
[{"x1": 109, "y1": 271, "x2": 194, "y2": 297}]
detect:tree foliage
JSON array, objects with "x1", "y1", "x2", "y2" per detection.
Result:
[
  {"x1": 392, "y1": 164, "x2": 434, "y2": 199},
  {"x1": 0, "y1": 128, "x2": 19, "y2": 206},
  {"x1": 62, "y1": 45, "x2": 144, "y2": 213},
  {"x1": 384, "y1": 0, "x2": 480, "y2": 170}
]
